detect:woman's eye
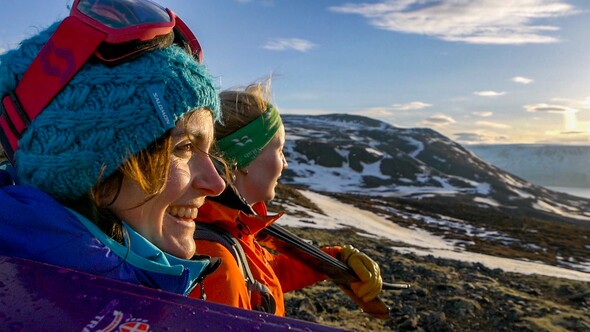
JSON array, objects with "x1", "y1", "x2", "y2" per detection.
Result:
[{"x1": 174, "y1": 143, "x2": 193, "y2": 156}]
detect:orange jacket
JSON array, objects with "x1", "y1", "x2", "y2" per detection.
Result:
[{"x1": 190, "y1": 200, "x2": 340, "y2": 316}]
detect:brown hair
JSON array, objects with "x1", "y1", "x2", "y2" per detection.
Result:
[{"x1": 216, "y1": 79, "x2": 273, "y2": 140}]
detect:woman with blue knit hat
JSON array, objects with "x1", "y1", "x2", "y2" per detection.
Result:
[
  {"x1": 0, "y1": 0, "x2": 226, "y2": 296},
  {"x1": 190, "y1": 79, "x2": 383, "y2": 316}
]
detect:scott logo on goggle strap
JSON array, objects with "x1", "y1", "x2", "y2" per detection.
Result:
[{"x1": 38, "y1": 39, "x2": 76, "y2": 84}]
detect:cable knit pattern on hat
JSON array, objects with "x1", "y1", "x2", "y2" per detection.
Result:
[{"x1": 0, "y1": 22, "x2": 220, "y2": 200}]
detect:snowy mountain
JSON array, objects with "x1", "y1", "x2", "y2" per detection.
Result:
[
  {"x1": 280, "y1": 113, "x2": 590, "y2": 224},
  {"x1": 467, "y1": 144, "x2": 590, "y2": 188},
  {"x1": 272, "y1": 113, "x2": 590, "y2": 331}
]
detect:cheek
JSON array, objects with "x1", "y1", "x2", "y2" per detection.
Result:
[
  {"x1": 261, "y1": 156, "x2": 283, "y2": 185},
  {"x1": 270, "y1": 155, "x2": 284, "y2": 176},
  {"x1": 165, "y1": 162, "x2": 192, "y2": 194}
]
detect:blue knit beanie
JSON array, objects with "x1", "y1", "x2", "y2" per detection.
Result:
[{"x1": 0, "y1": 22, "x2": 220, "y2": 200}]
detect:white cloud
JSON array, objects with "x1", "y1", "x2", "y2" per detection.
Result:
[
  {"x1": 550, "y1": 97, "x2": 590, "y2": 111},
  {"x1": 473, "y1": 111, "x2": 493, "y2": 117},
  {"x1": 421, "y1": 114, "x2": 456, "y2": 127},
  {"x1": 391, "y1": 101, "x2": 432, "y2": 110},
  {"x1": 474, "y1": 91, "x2": 506, "y2": 97},
  {"x1": 454, "y1": 132, "x2": 488, "y2": 143},
  {"x1": 512, "y1": 76, "x2": 534, "y2": 84},
  {"x1": 524, "y1": 103, "x2": 571, "y2": 113},
  {"x1": 454, "y1": 131, "x2": 510, "y2": 144},
  {"x1": 476, "y1": 121, "x2": 510, "y2": 129},
  {"x1": 525, "y1": 103, "x2": 579, "y2": 132},
  {"x1": 560, "y1": 130, "x2": 587, "y2": 135},
  {"x1": 356, "y1": 102, "x2": 432, "y2": 117},
  {"x1": 355, "y1": 109, "x2": 399, "y2": 124},
  {"x1": 263, "y1": 38, "x2": 317, "y2": 52},
  {"x1": 329, "y1": 0, "x2": 578, "y2": 45}
]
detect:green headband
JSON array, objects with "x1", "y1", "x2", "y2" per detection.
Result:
[{"x1": 217, "y1": 104, "x2": 283, "y2": 168}]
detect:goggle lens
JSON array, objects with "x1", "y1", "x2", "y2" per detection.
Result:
[{"x1": 77, "y1": 0, "x2": 171, "y2": 29}]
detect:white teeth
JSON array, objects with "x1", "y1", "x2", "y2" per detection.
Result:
[{"x1": 168, "y1": 206, "x2": 198, "y2": 219}]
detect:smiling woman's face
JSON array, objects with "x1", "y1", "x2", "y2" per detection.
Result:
[{"x1": 109, "y1": 109, "x2": 225, "y2": 259}]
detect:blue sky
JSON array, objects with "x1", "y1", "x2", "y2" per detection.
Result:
[{"x1": 2, "y1": 0, "x2": 590, "y2": 145}]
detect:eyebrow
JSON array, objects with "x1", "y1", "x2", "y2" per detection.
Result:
[
  {"x1": 172, "y1": 129, "x2": 201, "y2": 139},
  {"x1": 171, "y1": 128, "x2": 185, "y2": 138},
  {"x1": 172, "y1": 129, "x2": 213, "y2": 147}
]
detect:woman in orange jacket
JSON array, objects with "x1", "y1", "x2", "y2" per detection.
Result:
[{"x1": 189, "y1": 80, "x2": 382, "y2": 316}]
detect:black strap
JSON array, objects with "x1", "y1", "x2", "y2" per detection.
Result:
[
  {"x1": 195, "y1": 223, "x2": 277, "y2": 313},
  {"x1": 195, "y1": 223, "x2": 254, "y2": 283},
  {"x1": 189, "y1": 256, "x2": 221, "y2": 300}
]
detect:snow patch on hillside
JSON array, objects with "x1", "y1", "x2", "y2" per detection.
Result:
[
  {"x1": 533, "y1": 199, "x2": 590, "y2": 221},
  {"x1": 278, "y1": 191, "x2": 590, "y2": 281}
]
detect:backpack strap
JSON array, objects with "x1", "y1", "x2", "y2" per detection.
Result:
[{"x1": 195, "y1": 223, "x2": 276, "y2": 314}]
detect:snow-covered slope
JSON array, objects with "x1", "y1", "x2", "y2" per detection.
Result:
[
  {"x1": 278, "y1": 190, "x2": 590, "y2": 281},
  {"x1": 280, "y1": 114, "x2": 590, "y2": 224}
]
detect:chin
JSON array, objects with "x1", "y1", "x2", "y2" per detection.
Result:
[
  {"x1": 170, "y1": 243, "x2": 196, "y2": 259},
  {"x1": 266, "y1": 191, "x2": 276, "y2": 202},
  {"x1": 177, "y1": 251, "x2": 195, "y2": 260}
]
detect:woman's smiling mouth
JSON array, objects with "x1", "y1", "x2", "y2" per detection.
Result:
[{"x1": 167, "y1": 206, "x2": 199, "y2": 220}]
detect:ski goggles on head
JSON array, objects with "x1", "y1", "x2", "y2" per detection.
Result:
[{"x1": 0, "y1": 0, "x2": 203, "y2": 165}]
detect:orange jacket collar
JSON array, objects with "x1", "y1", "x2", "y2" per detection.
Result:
[{"x1": 196, "y1": 200, "x2": 284, "y2": 238}]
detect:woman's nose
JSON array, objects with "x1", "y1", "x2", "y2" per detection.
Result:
[{"x1": 193, "y1": 157, "x2": 225, "y2": 196}]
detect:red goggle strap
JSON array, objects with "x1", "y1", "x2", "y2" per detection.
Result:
[
  {"x1": 175, "y1": 16, "x2": 202, "y2": 63},
  {"x1": 0, "y1": 16, "x2": 107, "y2": 164}
]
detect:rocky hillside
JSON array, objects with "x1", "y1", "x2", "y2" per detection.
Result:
[
  {"x1": 279, "y1": 114, "x2": 590, "y2": 272},
  {"x1": 267, "y1": 185, "x2": 590, "y2": 331},
  {"x1": 281, "y1": 114, "x2": 590, "y2": 225},
  {"x1": 264, "y1": 114, "x2": 590, "y2": 331},
  {"x1": 282, "y1": 225, "x2": 590, "y2": 332}
]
